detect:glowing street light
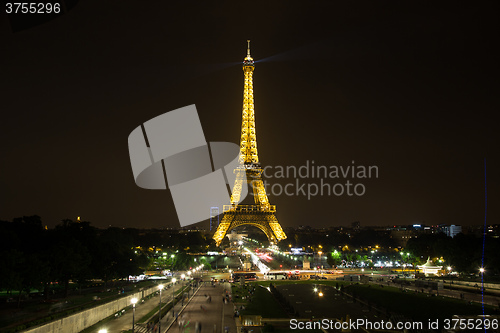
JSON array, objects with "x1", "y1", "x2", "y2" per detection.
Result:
[
  {"x1": 480, "y1": 267, "x2": 485, "y2": 274},
  {"x1": 131, "y1": 298, "x2": 138, "y2": 333},
  {"x1": 313, "y1": 287, "x2": 318, "y2": 293},
  {"x1": 98, "y1": 330, "x2": 107, "y2": 333},
  {"x1": 318, "y1": 291, "x2": 324, "y2": 297}
]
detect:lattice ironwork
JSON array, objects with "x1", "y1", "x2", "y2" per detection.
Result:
[{"x1": 213, "y1": 41, "x2": 286, "y2": 246}]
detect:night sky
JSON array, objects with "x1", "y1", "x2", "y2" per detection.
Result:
[{"x1": 1, "y1": 1, "x2": 498, "y2": 230}]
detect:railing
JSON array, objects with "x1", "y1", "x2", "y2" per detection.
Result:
[{"x1": 223, "y1": 205, "x2": 276, "y2": 213}]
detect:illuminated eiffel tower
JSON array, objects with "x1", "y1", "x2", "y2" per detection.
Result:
[{"x1": 213, "y1": 41, "x2": 287, "y2": 246}]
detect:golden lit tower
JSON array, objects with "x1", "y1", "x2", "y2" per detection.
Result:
[{"x1": 212, "y1": 41, "x2": 287, "y2": 246}]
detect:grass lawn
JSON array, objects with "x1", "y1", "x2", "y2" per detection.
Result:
[
  {"x1": 235, "y1": 280, "x2": 499, "y2": 323},
  {"x1": 345, "y1": 284, "x2": 498, "y2": 321},
  {"x1": 236, "y1": 284, "x2": 288, "y2": 318}
]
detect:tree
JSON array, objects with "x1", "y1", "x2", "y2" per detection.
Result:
[{"x1": 327, "y1": 250, "x2": 341, "y2": 267}]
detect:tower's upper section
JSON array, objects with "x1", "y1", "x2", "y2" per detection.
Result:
[
  {"x1": 239, "y1": 40, "x2": 259, "y2": 165},
  {"x1": 243, "y1": 39, "x2": 254, "y2": 68}
]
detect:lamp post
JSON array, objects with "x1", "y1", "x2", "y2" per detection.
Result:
[
  {"x1": 187, "y1": 271, "x2": 191, "y2": 297},
  {"x1": 131, "y1": 298, "x2": 137, "y2": 333},
  {"x1": 181, "y1": 274, "x2": 186, "y2": 306},
  {"x1": 318, "y1": 251, "x2": 322, "y2": 271},
  {"x1": 171, "y1": 278, "x2": 177, "y2": 317},
  {"x1": 158, "y1": 284, "x2": 164, "y2": 332},
  {"x1": 479, "y1": 267, "x2": 485, "y2": 293}
]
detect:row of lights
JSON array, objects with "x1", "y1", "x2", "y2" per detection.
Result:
[{"x1": 101, "y1": 268, "x2": 205, "y2": 333}]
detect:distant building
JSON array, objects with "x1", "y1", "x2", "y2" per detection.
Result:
[
  {"x1": 210, "y1": 207, "x2": 219, "y2": 231},
  {"x1": 442, "y1": 225, "x2": 462, "y2": 238},
  {"x1": 486, "y1": 225, "x2": 500, "y2": 238}
]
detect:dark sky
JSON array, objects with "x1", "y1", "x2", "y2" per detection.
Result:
[{"x1": 1, "y1": 1, "x2": 498, "y2": 230}]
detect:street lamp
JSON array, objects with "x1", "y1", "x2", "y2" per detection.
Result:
[
  {"x1": 131, "y1": 298, "x2": 138, "y2": 333},
  {"x1": 187, "y1": 271, "x2": 192, "y2": 296},
  {"x1": 318, "y1": 251, "x2": 323, "y2": 272},
  {"x1": 98, "y1": 330, "x2": 107, "y2": 333},
  {"x1": 402, "y1": 264, "x2": 407, "y2": 285},
  {"x1": 171, "y1": 278, "x2": 177, "y2": 317},
  {"x1": 158, "y1": 284, "x2": 164, "y2": 333},
  {"x1": 181, "y1": 274, "x2": 186, "y2": 306}
]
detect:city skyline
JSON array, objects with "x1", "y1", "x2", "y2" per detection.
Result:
[{"x1": 1, "y1": 1, "x2": 498, "y2": 230}]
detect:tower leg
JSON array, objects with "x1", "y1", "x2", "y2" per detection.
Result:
[{"x1": 213, "y1": 214, "x2": 234, "y2": 246}]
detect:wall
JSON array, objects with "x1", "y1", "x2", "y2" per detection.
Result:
[{"x1": 23, "y1": 285, "x2": 157, "y2": 333}]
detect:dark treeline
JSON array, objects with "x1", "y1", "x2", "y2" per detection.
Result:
[
  {"x1": 0, "y1": 216, "x2": 215, "y2": 301},
  {"x1": 280, "y1": 228, "x2": 397, "y2": 250},
  {"x1": 278, "y1": 228, "x2": 500, "y2": 276},
  {"x1": 405, "y1": 232, "x2": 500, "y2": 275}
]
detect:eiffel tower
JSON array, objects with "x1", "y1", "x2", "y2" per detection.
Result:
[{"x1": 212, "y1": 41, "x2": 287, "y2": 246}]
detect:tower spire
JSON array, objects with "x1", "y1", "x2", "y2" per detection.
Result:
[{"x1": 240, "y1": 40, "x2": 257, "y2": 164}]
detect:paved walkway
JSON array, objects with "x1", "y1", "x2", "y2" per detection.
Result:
[
  {"x1": 90, "y1": 282, "x2": 193, "y2": 333},
  {"x1": 95, "y1": 284, "x2": 186, "y2": 333},
  {"x1": 164, "y1": 282, "x2": 237, "y2": 333},
  {"x1": 96, "y1": 285, "x2": 177, "y2": 333}
]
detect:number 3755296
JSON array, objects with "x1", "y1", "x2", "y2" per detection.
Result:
[{"x1": 6, "y1": 3, "x2": 61, "y2": 14}]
